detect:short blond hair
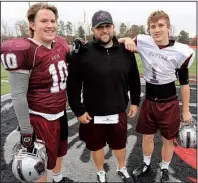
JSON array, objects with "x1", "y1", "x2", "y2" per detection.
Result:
[
  {"x1": 147, "y1": 10, "x2": 170, "y2": 33},
  {"x1": 27, "y1": 3, "x2": 58, "y2": 37}
]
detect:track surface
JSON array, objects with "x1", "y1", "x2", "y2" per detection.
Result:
[{"x1": 1, "y1": 85, "x2": 197, "y2": 182}]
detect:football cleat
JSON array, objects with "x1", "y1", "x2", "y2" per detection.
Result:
[
  {"x1": 132, "y1": 162, "x2": 151, "y2": 178},
  {"x1": 117, "y1": 166, "x2": 134, "y2": 182},
  {"x1": 97, "y1": 171, "x2": 107, "y2": 182},
  {"x1": 160, "y1": 169, "x2": 169, "y2": 182}
]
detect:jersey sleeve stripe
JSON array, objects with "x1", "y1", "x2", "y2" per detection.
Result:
[
  {"x1": 9, "y1": 70, "x2": 31, "y2": 74},
  {"x1": 180, "y1": 54, "x2": 193, "y2": 69}
]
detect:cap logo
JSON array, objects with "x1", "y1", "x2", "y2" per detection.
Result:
[{"x1": 97, "y1": 12, "x2": 109, "y2": 20}]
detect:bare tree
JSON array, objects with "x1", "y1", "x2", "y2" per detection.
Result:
[
  {"x1": 8, "y1": 27, "x2": 14, "y2": 37},
  {"x1": 169, "y1": 25, "x2": 177, "y2": 40},
  {"x1": 170, "y1": 25, "x2": 175, "y2": 36},
  {"x1": 65, "y1": 21, "x2": 72, "y2": 36},
  {"x1": 72, "y1": 24, "x2": 78, "y2": 37},
  {"x1": 16, "y1": 20, "x2": 29, "y2": 37},
  {"x1": 58, "y1": 20, "x2": 66, "y2": 36},
  {"x1": 14, "y1": 21, "x2": 20, "y2": 36},
  {"x1": 1, "y1": 19, "x2": 9, "y2": 36},
  {"x1": 86, "y1": 24, "x2": 91, "y2": 36},
  {"x1": 119, "y1": 23, "x2": 127, "y2": 37}
]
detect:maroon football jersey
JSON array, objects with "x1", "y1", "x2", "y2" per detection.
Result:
[{"x1": 1, "y1": 36, "x2": 70, "y2": 114}]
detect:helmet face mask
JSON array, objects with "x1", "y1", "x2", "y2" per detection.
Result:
[
  {"x1": 12, "y1": 140, "x2": 47, "y2": 182},
  {"x1": 72, "y1": 38, "x2": 87, "y2": 54},
  {"x1": 177, "y1": 119, "x2": 197, "y2": 148}
]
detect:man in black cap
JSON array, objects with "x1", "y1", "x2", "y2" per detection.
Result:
[
  {"x1": 91, "y1": 10, "x2": 115, "y2": 46},
  {"x1": 67, "y1": 10, "x2": 141, "y2": 183}
]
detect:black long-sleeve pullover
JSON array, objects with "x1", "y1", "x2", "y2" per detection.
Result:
[{"x1": 67, "y1": 37, "x2": 141, "y2": 117}]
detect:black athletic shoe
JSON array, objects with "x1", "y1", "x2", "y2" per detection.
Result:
[
  {"x1": 117, "y1": 167, "x2": 134, "y2": 182},
  {"x1": 160, "y1": 169, "x2": 169, "y2": 182},
  {"x1": 132, "y1": 162, "x2": 151, "y2": 178},
  {"x1": 53, "y1": 177, "x2": 74, "y2": 183},
  {"x1": 97, "y1": 171, "x2": 107, "y2": 182}
]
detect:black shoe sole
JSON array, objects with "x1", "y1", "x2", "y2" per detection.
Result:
[
  {"x1": 117, "y1": 172, "x2": 134, "y2": 183},
  {"x1": 132, "y1": 168, "x2": 151, "y2": 179}
]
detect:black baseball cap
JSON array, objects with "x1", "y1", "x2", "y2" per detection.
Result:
[{"x1": 92, "y1": 10, "x2": 113, "y2": 28}]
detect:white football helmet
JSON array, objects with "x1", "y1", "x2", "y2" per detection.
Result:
[
  {"x1": 11, "y1": 139, "x2": 47, "y2": 182},
  {"x1": 177, "y1": 118, "x2": 197, "y2": 148}
]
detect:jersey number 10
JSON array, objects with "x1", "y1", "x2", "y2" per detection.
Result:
[
  {"x1": 1, "y1": 53, "x2": 17, "y2": 69},
  {"x1": 1, "y1": 53, "x2": 68, "y2": 94},
  {"x1": 49, "y1": 60, "x2": 68, "y2": 93}
]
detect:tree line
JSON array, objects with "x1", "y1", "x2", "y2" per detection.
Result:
[{"x1": 1, "y1": 19, "x2": 196, "y2": 46}]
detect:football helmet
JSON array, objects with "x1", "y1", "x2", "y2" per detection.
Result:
[
  {"x1": 11, "y1": 139, "x2": 47, "y2": 182},
  {"x1": 177, "y1": 118, "x2": 197, "y2": 148},
  {"x1": 71, "y1": 38, "x2": 87, "y2": 54}
]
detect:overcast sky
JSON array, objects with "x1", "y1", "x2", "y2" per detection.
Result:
[{"x1": 1, "y1": 1, "x2": 196, "y2": 37}]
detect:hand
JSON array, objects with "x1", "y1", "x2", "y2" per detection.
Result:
[
  {"x1": 128, "y1": 105, "x2": 138, "y2": 118},
  {"x1": 78, "y1": 112, "x2": 92, "y2": 124},
  {"x1": 182, "y1": 111, "x2": 192, "y2": 123},
  {"x1": 20, "y1": 133, "x2": 36, "y2": 149},
  {"x1": 118, "y1": 37, "x2": 137, "y2": 52}
]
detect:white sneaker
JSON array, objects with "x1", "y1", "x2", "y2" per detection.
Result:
[{"x1": 97, "y1": 171, "x2": 107, "y2": 182}]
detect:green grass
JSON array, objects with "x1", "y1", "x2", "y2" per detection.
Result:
[
  {"x1": 135, "y1": 54, "x2": 143, "y2": 74},
  {"x1": 1, "y1": 65, "x2": 10, "y2": 95},
  {"x1": 1, "y1": 82, "x2": 10, "y2": 95},
  {"x1": 189, "y1": 57, "x2": 196, "y2": 75},
  {"x1": 1, "y1": 54, "x2": 197, "y2": 95},
  {"x1": 1, "y1": 64, "x2": 8, "y2": 78}
]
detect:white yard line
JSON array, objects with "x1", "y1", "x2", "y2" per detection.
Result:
[
  {"x1": 179, "y1": 102, "x2": 197, "y2": 107},
  {"x1": 1, "y1": 80, "x2": 9, "y2": 83},
  {"x1": 1, "y1": 93, "x2": 11, "y2": 102},
  {"x1": 1, "y1": 79, "x2": 196, "y2": 103}
]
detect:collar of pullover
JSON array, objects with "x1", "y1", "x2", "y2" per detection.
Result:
[{"x1": 93, "y1": 36, "x2": 119, "y2": 49}]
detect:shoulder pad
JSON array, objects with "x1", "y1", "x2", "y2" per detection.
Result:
[
  {"x1": 1, "y1": 38, "x2": 33, "y2": 72},
  {"x1": 55, "y1": 35, "x2": 70, "y2": 51},
  {"x1": 174, "y1": 42, "x2": 194, "y2": 56},
  {"x1": 174, "y1": 42, "x2": 195, "y2": 68},
  {"x1": 55, "y1": 35, "x2": 65, "y2": 42},
  {"x1": 1, "y1": 38, "x2": 31, "y2": 52},
  {"x1": 137, "y1": 34, "x2": 153, "y2": 44}
]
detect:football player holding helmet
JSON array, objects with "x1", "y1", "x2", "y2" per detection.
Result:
[
  {"x1": 119, "y1": 10, "x2": 195, "y2": 183},
  {"x1": 1, "y1": 3, "x2": 72, "y2": 182}
]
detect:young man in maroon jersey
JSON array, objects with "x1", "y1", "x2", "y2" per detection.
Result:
[
  {"x1": 119, "y1": 10, "x2": 195, "y2": 182},
  {"x1": 1, "y1": 3, "x2": 72, "y2": 183}
]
